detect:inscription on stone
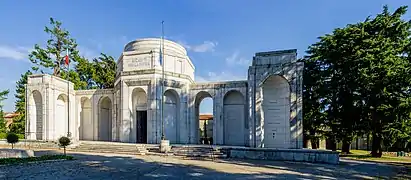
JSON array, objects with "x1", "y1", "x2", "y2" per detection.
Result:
[{"x1": 126, "y1": 56, "x2": 151, "y2": 69}]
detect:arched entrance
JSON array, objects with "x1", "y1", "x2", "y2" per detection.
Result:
[
  {"x1": 223, "y1": 90, "x2": 245, "y2": 146},
  {"x1": 163, "y1": 89, "x2": 179, "y2": 143},
  {"x1": 80, "y1": 97, "x2": 92, "y2": 140},
  {"x1": 132, "y1": 88, "x2": 147, "y2": 143},
  {"x1": 261, "y1": 75, "x2": 290, "y2": 148},
  {"x1": 56, "y1": 94, "x2": 68, "y2": 138},
  {"x1": 194, "y1": 91, "x2": 213, "y2": 145},
  {"x1": 99, "y1": 97, "x2": 112, "y2": 141},
  {"x1": 30, "y1": 90, "x2": 43, "y2": 140}
]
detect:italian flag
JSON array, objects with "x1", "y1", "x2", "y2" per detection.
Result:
[{"x1": 64, "y1": 49, "x2": 69, "y2": 66}]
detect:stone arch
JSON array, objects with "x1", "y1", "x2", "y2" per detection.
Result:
[
  {"x1": 223, "y1": 90, "x2": 246, "y2": 146},
  {"x1": 261, "y1": 75, "x2": 291, "y2": 148},
  {"x1": 29, "y1": 90, "x2": 43, "y2": 140},
  {"x1": 259, "y1": 72, "x2": 291, "y2": 88},
  {"x1": 163, "y1": 89, "x2": 180, "y2": 143},
  {"x1": 98, "y1": 96, "x2": 112, "y2": 141},
  {"x1": 131, "y1": 88, "x2": 147, "y2": 143},
  {"x1": 79, "y1": 97, "x2": 92, "y2": 140},
  {"x1": 194, "y1": 91, "x2": 213, "y2": 144},
  {"x1": 56, "y1": 94, "x2": 68, "y2": 138}
]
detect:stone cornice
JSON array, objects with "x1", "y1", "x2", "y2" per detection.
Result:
[
  {"x1": 162, "y1": 79, "x2": 186, "y2": 88},
  {"x1": 116, "y1": 69, "x2": 194, "y2": 83},
  {"x1": 123, "y1": 79, "x2": 186, "y2": 88},
  {"x1": 190, "y1": 80, "x2": 248, "y2": 90},
  {"x1": 124, "y1": 80, "x2": 151, "y2": 86},
  {"x1": 75, "y1": 89, "x2": 114, "y2": 95}
]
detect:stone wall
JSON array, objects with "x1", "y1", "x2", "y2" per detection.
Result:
[
  {"x1": 248, "y1": 50, "x2": 303, "y2": 149},
  {"x1": 26, "y1": 74, "x2": 76, "y2": 142},
  {"x1": 225, "y1": 147, "x2": 339, "y2": 164},
  {"x1": 188, "y1": 81, "x2": 248, "y2": 145}
]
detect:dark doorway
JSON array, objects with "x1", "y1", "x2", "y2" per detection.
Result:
[{"x1": 136, "y1": 110, "x2": 147, "y2": 143}]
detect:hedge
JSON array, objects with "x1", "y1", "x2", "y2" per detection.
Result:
[
  {"x1": 0, "y1": 133, "x2": 24, "y2": 139},
  {"x1": 0, "y1": 155, "x2": 74, "y2": 165}
]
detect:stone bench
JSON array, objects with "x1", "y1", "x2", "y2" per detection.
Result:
[
  {"x1": 223, "y1": 147, "x2": 339, "y2": 164},
  {"x1": 0, "y1": 149, "x2": 35, "y2": 159}
]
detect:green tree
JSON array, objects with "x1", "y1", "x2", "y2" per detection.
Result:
[
  {"x1": 303, "y1": 5, "x2": 411, "y2": 156},
  {"x1": 356, "y1": 6, "x2": 411, "y2": 157},
  {"x1": 28, "y1": 17, "x2": 88, "y2": 90},
  {"x1": 301, "y1": 57, "x2": 328, "y2": 149},
  {"x1": 75, "y1": 57, "x2": 96, "y2": 89},
  {"x1": 92, "y1": 53, "x2": 117, "y2": 89},
  {"x1": 58, "y1": 136, "x2": 71, "y2": 155},
  {"x1": 10, "y1": 71, "x2": 32, "y2": 134},
  {"x1": 0, "y1": 90, "x2": 10, "y2": 133},
  {"x1": 6, "y1": 132, "x2": 19, "y2": 149}
]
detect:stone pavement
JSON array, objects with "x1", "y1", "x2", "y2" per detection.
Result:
[{"x1": 0, "y1": 151, "x2": 406, "y2": 179}]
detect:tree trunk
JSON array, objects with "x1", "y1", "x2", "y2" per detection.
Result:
[
  {"x1": 371, "y1": 132, "x2": 382, "y2": 157},
  {"x1": 311, "y1": 138, "x2": 319, "y2": 149},
  {"x1": 303, "y1": 136, "x2": 309, "y2": 148},
  {"x1": 326, "y1": 137, "x2": 337, "y2": 151},
  {"x1": 342, "y1": 140, "x2": 351, "y2": 154},
  {"x1": 12, "y1": 143, "x2": 14, "y2": 149},
  {"x1": 64, "y1": 147, "x2": 66, "y2": 156}
]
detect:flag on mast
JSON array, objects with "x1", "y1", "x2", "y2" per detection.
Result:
[
  {"x1": 64, "y1": 49, "x2": 69, "y2": 66},
  {"x1": 159, "y1": 43, "x2": 163, "y2": 65}
]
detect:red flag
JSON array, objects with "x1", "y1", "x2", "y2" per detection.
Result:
[{"x1": 65, "y1": 49, "x2": 69, "y2": 66}]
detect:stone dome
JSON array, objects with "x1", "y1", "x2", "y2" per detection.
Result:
[{"x1": 123, "y1": 38, "x2": 187, "y2": 56}]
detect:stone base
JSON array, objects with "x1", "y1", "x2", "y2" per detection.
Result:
[
  {"x1": 224, "y1": 147, "x2": 339, "y2": 164},
  {"x1": 0, "y1": 149, "x2": 35, "y2": 158},
  {"x1": 159, "y1": 140, "x2": 170, "y2": 153}
]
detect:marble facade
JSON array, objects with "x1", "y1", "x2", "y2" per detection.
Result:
[{"x1": 25, "y1": 38, "x2": 304, "y2": 148}]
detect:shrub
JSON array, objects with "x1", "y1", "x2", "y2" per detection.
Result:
[
  {"x1": 58, "y1": 136, "x2": 71, "y2": 155},
  {"x1": 6, "y1": 133, "x2": 19, "y2": 149},
  {"x1": 0, "y1": 133, "x2": 24, "y2": 139}
]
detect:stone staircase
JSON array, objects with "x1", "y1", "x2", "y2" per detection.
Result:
[
  {"x1": 70, "y1": 141, "x2": 228, "y2": 158},
  {"x1": 70, "y1": 141, "x2": 155, "y2": 155},
  {"x1": 170, "y1": 146, "x2": 227, "y2": 158}
]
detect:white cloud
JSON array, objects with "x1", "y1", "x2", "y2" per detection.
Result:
[
  {"x1": 179, "y1": 41, "x2": 218, "y2": 53},
  {"x1": 77, "y1": 46, "x2": 100, "y2": 60},
  {"x1": 225, "y1": 51, "x2": 250, "y2": 66},
  {"x1": 195, "y1": 71, "x2": 246, "y2": 82},
  {"x1": 0, "y1": 45, "x2": 31, "y2": 61}
]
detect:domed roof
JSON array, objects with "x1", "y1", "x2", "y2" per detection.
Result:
[{"x1": 123, "y1": 38, "x2": 187, "y2": 56}]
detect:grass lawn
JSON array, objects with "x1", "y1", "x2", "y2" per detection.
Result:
[
  {"x1": 340, "y1": 150, "x2": 411, "y2": 164},
  {"x1": 0, "y1": 155, "x2": 74, "y2": 165}
]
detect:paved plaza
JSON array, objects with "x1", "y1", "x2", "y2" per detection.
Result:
[{"x1": 0, "y1": 151, "x2": 406, "y2": 179}]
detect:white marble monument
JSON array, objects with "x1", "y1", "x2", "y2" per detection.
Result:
[{"x1": 25, "y1": 38, "x2": 304, "y2": 149}]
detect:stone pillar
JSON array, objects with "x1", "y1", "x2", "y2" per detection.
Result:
[
  {"x1": 214, "y1": 90, "x2": 223, "y2": 145},
  {"x1": 92, "y1": 94, "x2": 99, "y2": 141},
  {"x1": 120, "y1": 81, "x2": 130, "y2": 142},
  {"x1": 296, "y1": 62, "x2": 304, "y2": 149},
  {"x1": 247, "y1": 68, "x2": 256, "y2": 147}
]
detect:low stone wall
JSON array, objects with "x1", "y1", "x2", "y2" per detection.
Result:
[
  {"x1": 0, "y1": 140, "x2": 60, "y2": 149},
  {"x1": 223, "y1": 147, "x2": 339, "y2": 164},
  {"x1": 0, "y1": 149, "x2": 35, "y2": 158}
]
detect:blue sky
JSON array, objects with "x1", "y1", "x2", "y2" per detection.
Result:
[{"x1": 0, "y1": 0, "x2": 410, "y2": 113}]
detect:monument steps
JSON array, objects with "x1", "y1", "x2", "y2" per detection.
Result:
[
  {"x1": 71, "y1": 141, "x2": 156, "y2": 155},
  {"x1": 170, "y1": 146, "x2": 227, "y2": 158},
  {"x1": 70, "y1": 141, "x2": 228, "y2": 158}
]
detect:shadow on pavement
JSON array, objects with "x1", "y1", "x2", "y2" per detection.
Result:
[{"x1": 0, "y1": 150, "x2": 406, "y2": 179}]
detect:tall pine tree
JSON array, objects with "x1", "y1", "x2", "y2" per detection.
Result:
[
  {"x1": 29, "y1": 17, "x2": 87, "y2": 90},
  {"x1": 10, "y1": 71, "x2": 32, "y2": 134},
  {"x1": 0, "y1": 90, "x2": 10, "y2": 133}
]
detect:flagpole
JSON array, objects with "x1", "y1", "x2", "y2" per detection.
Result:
[
  {"x1": 66, "y1": 48, "x2": 71, "y2": 138},
  {"x1": 161, "y1": 20, "x2": 166, "y2": 140}
]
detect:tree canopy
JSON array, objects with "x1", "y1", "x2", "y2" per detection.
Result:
[
  {"x1": 11, "y1": 17, "x2": 117, "y2": 135},
  {"x1": 303, "y1": 5, "x2": 411, "y2": 157}
]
